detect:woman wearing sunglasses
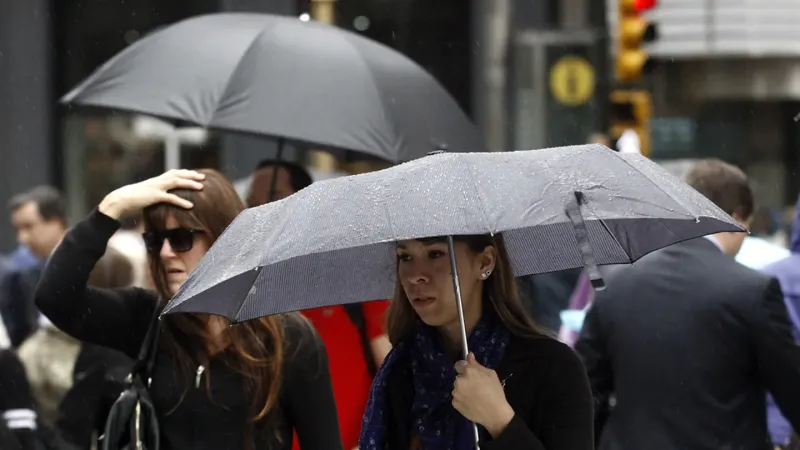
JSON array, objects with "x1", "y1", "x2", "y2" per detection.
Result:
[{"x1": 34, "y1": 169, "x2": 341, "y2": 450}]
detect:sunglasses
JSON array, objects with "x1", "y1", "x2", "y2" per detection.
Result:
[{"x1": 142, "y1": 228, "x2": 203, "y2": 254}]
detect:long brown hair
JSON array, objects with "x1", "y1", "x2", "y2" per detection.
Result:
[
  {"x1": 386, "y1": 233, "x2": 544, "y2": 345},
  {"x1": 142, "y1": 169, "x2": 285, "y2": 430}
]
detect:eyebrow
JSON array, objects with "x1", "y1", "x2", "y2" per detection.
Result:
[{"x1": 396, "y1": 239, "x2": 443, "y2": 250}]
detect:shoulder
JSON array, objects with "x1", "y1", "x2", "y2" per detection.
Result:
[
  {"x1": 720, "y1": 257, "x2": 777, "y2": 297},
  {"x1": 506, "y1": 335, "x2": 590, "y2": 398},
  {"x1": 510, "y1": 334, "x2": 585, "y2": 374}
]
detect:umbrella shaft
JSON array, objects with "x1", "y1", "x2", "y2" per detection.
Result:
[
  {"x1": 445, "y1": 235, "x2": 481, "y2": 448},
  {"x1": 446, "y1": 235, "x2": 470, "y2": 359}
]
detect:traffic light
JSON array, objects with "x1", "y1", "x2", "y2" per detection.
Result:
[
  {"x1": 609, "y1": 90, "x2": 652, "y2": 157},
  {"x1": 616, "y1": 0, "x2": 658, "y2": 83}
]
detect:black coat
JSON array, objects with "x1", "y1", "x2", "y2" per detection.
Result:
[
  {"x1": 0, "y1": 265, "x2": 42, "y2": 347},
  {"x1": 577, "y1": 238, "x2": 800, "y2": 450},
  {"x1": 0, "y1": 350, "x2": 40, "y2": 450},
  {"x1": 384, "y1": 334, "x2": 594, "y2": 450}
]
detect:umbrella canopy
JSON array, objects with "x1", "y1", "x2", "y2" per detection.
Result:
[
  {"x1": 62, "y1": 13, "x2": 483, "y2": 162},
  {"x1": 162, "y1": 144, "x2": 744, "y2": 322}
]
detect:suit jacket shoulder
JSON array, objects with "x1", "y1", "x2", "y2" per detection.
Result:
[{"x1": 599, "y1": 238, "x2": 773, "y2": 306}]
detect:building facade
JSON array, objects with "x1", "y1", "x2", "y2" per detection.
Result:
[{"x1": 0, "y1": 0, "x2": 476, "y2": 250}]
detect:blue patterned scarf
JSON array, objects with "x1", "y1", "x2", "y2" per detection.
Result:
[{"x1": 359, "y1": 312, "x2": 511, "y2": 450}]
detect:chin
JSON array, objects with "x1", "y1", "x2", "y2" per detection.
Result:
[
  {"x1": 415, "y1": 311, "x2": 451, "y2": 328},
  {"x1": 168, "y1": 283, "x2": 182, "y2": 297}
]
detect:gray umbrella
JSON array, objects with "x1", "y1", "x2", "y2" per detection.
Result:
[
  {"x1": 162, "y1": 144, "x2": 743, "y2": 323},
  {"x1": 62, "y1": 13, "x2": 483, "y2": 162}
]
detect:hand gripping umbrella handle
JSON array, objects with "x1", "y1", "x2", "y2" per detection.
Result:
[
  {"x1": 446, "y1": 235, "x2": 482, "y2": 449},
  {"x1": 565, "y1": 191, "x2": 606, "y2": 291}
]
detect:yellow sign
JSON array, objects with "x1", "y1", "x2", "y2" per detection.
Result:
[{"x1": 549, "y1": 56, "x2": 596, "y2": 107}]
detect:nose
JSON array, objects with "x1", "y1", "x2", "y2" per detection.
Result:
[
  {"x1": 404, "y1": 266, "x2": 429, "y2": 285},
  {"x1": 159, "y1": 239, "x2": 177, "y2": 260}
]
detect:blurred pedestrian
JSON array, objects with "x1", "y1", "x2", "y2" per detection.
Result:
[
  {"x1": 576, "y1": 159, "x2": 800, "y2": 450},
  {"x1": 0, "y1": 349, "x2": 40, "y2": 450},
  {"x1": 18, "y1": 245, "x2": 135, "y2": 449},
  {"x1": 35, "y1": 169, "x2": 341, "y2": 450},
  {"x1": 1, "y1": 186, "x2": 67, "y2": 347},
  {"x1": 107, "y1": 211, "x2": 150, "y2": 288},
  {"x1": 248, "y1": 159, "x2": 390, "y2": 450},
  {"x1": 763, "y1": 193, "x2": 800, "y2": 448}
]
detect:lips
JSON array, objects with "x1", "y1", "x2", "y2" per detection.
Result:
[
  {"x1": 166, "y1": 268, "x2": 184, "y2": 275},
  {"x1": 412, "y1": 297, "x2": 436, "y2": 308}
]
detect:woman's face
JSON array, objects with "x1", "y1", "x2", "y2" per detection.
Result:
[
  {"x1": 151, "y1": 214, "x2": 210, "y2": 296},
  {"x1": 396, "y1": 239, "x2": 495, "y2": 334}
]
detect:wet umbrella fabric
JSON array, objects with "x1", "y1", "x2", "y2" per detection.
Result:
[
  {"x1": 162, "y1": 144, "x2": 744, "y2": 322},
  {"x1": 61, "y1": 13, "x2": 483, "y2": 162}
]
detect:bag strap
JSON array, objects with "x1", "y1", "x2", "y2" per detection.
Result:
[
  {"x1": 129, "y1": 305, "x2": 162, "y2": 384},
  {"x1": 343, "y1": 303, "x2": 378, "y2": 377}
]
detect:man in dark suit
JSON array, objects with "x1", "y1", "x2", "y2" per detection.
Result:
[
  {"x1": 1, "y1": 186, "x2": 67, "y2": 347},
  {"x1": 576, "y1": 159, "x2": 800, "y2": 450}
]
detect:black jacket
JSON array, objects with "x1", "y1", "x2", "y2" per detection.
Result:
[
  {"x1": 34, "y1": 209, "x2": 342, "y2": 450},
  {"x1": 0, "y1": 350, "x2": 40, "y2": 450},
  {"x1": 577, "y1": 238, "x2": 800, "y2": 450},
  {"x1": 384, "y1": 334, "x2": 594, "y2": 450},
  {"x1": 1, "y1": 265, "x2": 43, "y2": 347}
]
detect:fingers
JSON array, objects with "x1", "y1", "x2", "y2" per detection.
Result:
[
  {"x1": 165, "y1": 169, "x2": 206, "y2": 180},
  {"x1": 156, "y1": 170, "x2": 206, "y2": 190},
  {"x1": 467, "y1": 353, "x2": 478, "y2": 365},
  {"x1": 170, "y1": 177, "x2": 205, "y2": 191},
  {"x1": 453, "y1": 377, "x2": 464, "y2": 399},
  {"x1": 454, "y1": 360, "x2": 468, "y2": 375},
  {"x1": 161, "y1": 193, "x2": 194, "y2": 210}
]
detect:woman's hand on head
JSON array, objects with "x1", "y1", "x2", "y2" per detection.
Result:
[
  {"x1": 99, "y1": 169, "x2": 206, "y2": 220},
  {"x1": 452, "y1": 353, "x2": 515, "y2": 439}
]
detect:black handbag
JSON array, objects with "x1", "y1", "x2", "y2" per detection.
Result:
[{"x1": 100, "y1": 308, "x2": 161, "y2": 450}]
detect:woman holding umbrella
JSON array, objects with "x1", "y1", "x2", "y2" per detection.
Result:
[
  {"x1": 359, "y1": 234, "x2": 594, "y2": 450},
  {"x1": 34, "y1": 169, "x2": 341, "y2": 450}
]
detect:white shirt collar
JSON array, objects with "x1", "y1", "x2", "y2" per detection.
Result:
[
  {"x1": 703, "y1": 235, "x2": 724, "y2": 253},
  {"x1": 0, "y1": 317, "x2": 10, "y2": 350}
]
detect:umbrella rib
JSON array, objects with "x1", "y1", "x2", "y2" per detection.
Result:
[
  {"x1": 614, "y1": 154, "x2": 697, "y2": 220},
  {"x1": 460, "y1": 157, "x2": 494, "y2": 234},
  {"x1": 341, "y1": 35, "x2": 403, "y2": 161},
  {"x1": 208, "y1": 25, "x2": 277, "y2": 125}
]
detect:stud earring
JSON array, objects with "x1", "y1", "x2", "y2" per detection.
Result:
[{"x1": 482, "y1": 271, "x2": 491, "y2": 279}]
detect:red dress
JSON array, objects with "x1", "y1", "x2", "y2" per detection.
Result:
[{"x1": 292, "y1": 300, "x2": 390, "y2": 450}]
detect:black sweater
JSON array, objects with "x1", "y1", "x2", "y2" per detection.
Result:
[
  {"x1": 34, "y1": 209, "x2": 342, "y2": 450},
  {"x1": 385, "y1": 335, "x2": 594, "y2": 450}
]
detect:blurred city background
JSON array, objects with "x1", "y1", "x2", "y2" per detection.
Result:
[{"x1": 1, "y1": 0, "x2": 799, "y2": 250}]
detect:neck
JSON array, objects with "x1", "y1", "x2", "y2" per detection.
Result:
[
  {"x1": 709, "y1": 232, "x2": 742, "y2": 257},
  {"x1": 42, "y1": 230, "x2": 68, "y2": 258},
  {"x1": 439, "y1": 294, "x2": 483, "y2": 354}
]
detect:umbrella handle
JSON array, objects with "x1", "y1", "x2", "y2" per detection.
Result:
[{"x1": 446, "y1": 235, "x2": 482, "y2": 449}]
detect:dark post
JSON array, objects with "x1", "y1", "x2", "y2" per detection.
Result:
[{"x1": 590, "y1": 0, "x2": 610, "y2": 135}]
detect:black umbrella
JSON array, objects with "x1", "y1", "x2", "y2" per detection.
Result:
[{"x1": 62, "y1": 13, "x2": 483, "y2": 164}]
